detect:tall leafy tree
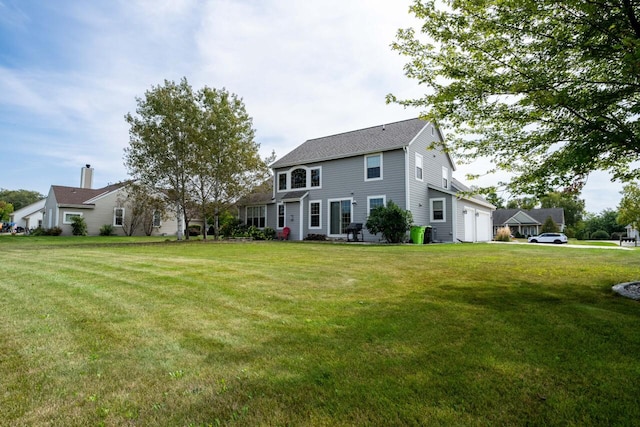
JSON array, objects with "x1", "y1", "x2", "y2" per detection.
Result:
[
  {"x1": 0, "y1": 201, "x2": 13, "y2": 222},
  {"x1": 390, "y1": 0, "x2": 640, "y2": 195},
  {"x1": 125, "y1": 78, "x2": 199, "y2": 240},
  {"x1": 617, "y1": 182, "x2": 640, "y2": 230},
  {"x1": 190, "y1": 87, "x2": 270, "y2": 240},
  {"x1": 0, "y1": 189, "x2": 44, "y2": 211}
]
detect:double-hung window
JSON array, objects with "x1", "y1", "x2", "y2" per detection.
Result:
[
  {"x1": 114, "y1": 208, "x2": 124, "y2": 226},
  {"x1": 430, "y1": 198, "x2": 446, "y2": 222},
  {"x1": 365, "y1": 153, "x2": 382, "y2": 181},
  {"x1": 415, "y1": 153, "x2": 423, "y2": 181},
  {"x1": 277, "y1": 204, "x2": 285, "y2": 228},
  {"x1": 367, "y1": 196, "x2": 386, "y2": 216},
  {"x1": 247, "y1": 206, "x2": 266, "y2": 228},
  {"x1": 309, "y1": 201, "x2": 321, "y2": 228}
]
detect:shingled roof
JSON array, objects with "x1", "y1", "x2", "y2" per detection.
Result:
[
  {"x1": 52, "y1": 183, "x2": 124, "y2": 207},
  {"x1": 271, "y1": 118, "x2": 431, "y2": 169},
  {"x1": 493, "y1": 208, "x2": 565, "y2": 227}
]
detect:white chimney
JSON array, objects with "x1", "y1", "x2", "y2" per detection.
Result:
[{"x1": 80, "y1": 164, "x2": 93, "y2": 189}]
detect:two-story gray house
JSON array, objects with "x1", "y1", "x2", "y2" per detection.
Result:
[{"x1": 241, "y1": 118, "x2": 494, "y2": 242}]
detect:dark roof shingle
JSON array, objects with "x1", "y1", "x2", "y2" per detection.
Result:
[{"x1": 271, "y1": 118, "x2": 429, "y2": 168}]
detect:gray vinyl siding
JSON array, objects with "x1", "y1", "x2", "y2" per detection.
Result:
[
  {"x1": 407, "y1": 123, "x2": 456, "y2": 235},
  {"x1": 426, "y1": 188, "x2": 454, "y2": 242},
  {"x1": 274, "y1": 149, "x2": 407, "y2": 241}
]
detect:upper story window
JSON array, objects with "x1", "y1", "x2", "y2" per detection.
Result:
[
  {"x1": 365, "y1": 153, "x2": 383, "y2": 181},
  {"x1": 291, "y1": 168, "x2": 307, "y2": 189},
  {"x1": 415, "y1": 153, "x2": 423, "y2": 181},
  {"x1": 276, "y1": 166, "x2": 322, "y2": 192},
  {"x1": 442, "y1": 166, "x2": 449, "y2": 189},
  {"x1": 278, "y1": 173, "x2": 287, "y2": 191}
]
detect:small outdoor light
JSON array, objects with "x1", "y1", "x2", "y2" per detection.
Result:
[
  {"x1": 352, "y1": 200, "x2": 357, "y2": 205},
  {"x1": 463, "y1": 209, "x2": 468, "y2": 214}
]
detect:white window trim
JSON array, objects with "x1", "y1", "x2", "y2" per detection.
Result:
[
  {"x1": 113, "y1": 207, "x2": 125, "y2": 227},
  {"x1": 367, "y1": 195, "x2": 386, "y2": 216},
  {"x1": 327, "y1": 197, "x2": 354, "y2": 237},
  {"x1": 309, "y1": 200, "x2": 322, "y2": 229},
  {"x1": 152, "y1": 210, "x2": 162, "y2": 228},
  {"x1": 442, "y1": 166, "x2": 449, "y2": 189},
  {"x1": 277, "y1": 203, "x2": 285, "y2": 229},
  {"x1": 364, "y1": 153, "x2": 383, "y2": 182},
  {"x1": 246, "y1": 205, "x2": 267, "y2": 228},
  {"x1": 277, "y1": 172, "x2": 288, "y2": 191},
  {"x1": 276, "y1": 166, "x2": 322, "y2": 192},
  {"x1": 63, "y1": 211, "x2": 83, "y2": 224},
  {"x1": 415, "y1": 153, "x2": 423, "y2": 182},
  {"x1": 430, "y1": 198, "x2": 446, "y2": 223}
]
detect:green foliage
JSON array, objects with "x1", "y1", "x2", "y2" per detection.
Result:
[
  {"x1": 0, "y1": 200, "x2": 14, "y2": 222},
  {"x1": 124, "y1": 78, "x2": 269, "y2": 241},
  {"x1": 591, "y1": 230, "x2": 610, "y2": 240},
  {"x1": 0, "y1": 189, "x2": 44, "y2": 211},
  {"x1": 262, "y1": 227, "x2": 276, "y2": 240},
  {"x1": 506, "y1": 197, "x2": 538, "y2": 210},
  {"x1": 494, "y1": 226, "x2": 511, "y2": 242},
  {"x1": 304, "y1": 233, "x2": 327, "y2": 241},
  {"x1": 70, "y1": 216, "x2": 87, "y2": 236},
  {"x1": 365, "y1": 200, "x2": 413, "y2": 243},
  {"x1": 541, "y1": 216, "x2": 560, "y2": 233},
  {"x1": 391, "y1": 1, "x2": 640, "y2": 194},
  {"x1": 99, "y1": 224, "x2": 115, "y2": 236},
  {"x1": 617, "y1": 182, "x2": 640, "y2": 230},
  {"x1": 576, "y1": 209, "x2": 626, "y2": 240},
  {"x1": 30, "y1": 227, "x2": 62, "y2": 236},
  {"x1": 540, "y1": 191, "x2": 585, "y2": 228}
]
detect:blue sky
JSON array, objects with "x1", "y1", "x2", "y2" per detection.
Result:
[{"x1": 0, "y1": 0, "x2": 623, "y2": 213}]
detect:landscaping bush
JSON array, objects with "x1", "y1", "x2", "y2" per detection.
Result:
[
  {"x1": 220, "y1": 218, "x2": 243, "y2": 238},
  {"x1": 263, "y1": 227, "x2": 276, "y2": 240},
  {"x1": 494, "y1": 226, "x2": 511, "y2": 242},
  {"x1": 188, "y1": 225, "x2": 201, "y2": 236},
  {"x1": 247, "y1": 225, "x2": 265, "y2": 240},
  {"x1": 305, "y1": 233, "x2": 327, "y2": 241},
  {"x1": 47, "y1": 227, "x2": 62, "y2": 236},
  {"x1": 366, "y1": 201, "x2": 413, "y2": 243},
  {"x1": 99, "y1": 224, "x2": 115, "y2": 236},
  {"x1": 591, "y1": 230, "x2": 610, "y2": 240},
  {"x1": 70, "y1": 217, "x2": 87, "y2": 236}
]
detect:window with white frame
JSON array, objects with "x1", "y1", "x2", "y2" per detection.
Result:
[
  {"x1": 277, "y1": 203, "x2": 285, "y2": 228},
  {"x1": 309, "y1": 201, "x2": 321, "y2": 228},
  {"x1": 246, "y1": 206, "x2": 266, "y2": 227},
  {"x1": 113, "y1": 208, "x2": 124, "y2": 226},
  {"x1": 277, "y1": 166, "x2": 322, "y2": 191},
  {"x1": 278, "y1": 173, "x2": 287, "y2": 191},
  {"x1": 415, "y1": 153, "x2": 423, "y2": 181},
  {"x1": 442, "y1": 166, "x2": 449, "y2": 189},
  {"x1": 63, "y1": 212, "x2": 82, "y2": 224},
  {"x1": 367, "y1": 196, "x2": 386, "y2": 216},
  {"x1": 365, "y1": 153, "x2": 382, "y2": 181},
  {"x1": 430, "y1": 198, "x2": 446, "y2": 222},
  {"x1": 291, "y1": 168, "x2": 307, "y2": 189}
]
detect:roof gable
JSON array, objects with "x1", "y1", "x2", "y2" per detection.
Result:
[
  {"x1": 493, "y1": 208, "x2": 565, "y2": 226},
  {"x1": 51, "y1": 183, "x2": 124, "y2": 206},
  {"x1": 271, "y1": 118, "x2": 430, "y2": 169}
]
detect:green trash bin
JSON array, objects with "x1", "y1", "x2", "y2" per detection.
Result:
[{"x1": 410, "y1": 226, "x2": 426, "y2": 245}]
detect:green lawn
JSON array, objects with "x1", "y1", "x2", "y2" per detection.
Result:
[{"x1": 1, "y1": 237, "x2": 639, "y2": 426}]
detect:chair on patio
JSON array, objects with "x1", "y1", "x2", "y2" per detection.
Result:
[{"x1": 277, "y1": 226, "x2": 290, "y2": 240}]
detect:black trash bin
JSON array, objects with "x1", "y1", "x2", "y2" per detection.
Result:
[{"x1": 424, "y1": 226, "x2": 433, "y2": 243}]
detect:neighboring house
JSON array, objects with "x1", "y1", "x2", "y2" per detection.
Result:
[
  {"x1": 42, "y1": 165, "x2": 181, "y2": 236},
  {"x1": 625, "y1": 225, "x2": 638, "y2": 239},
  {"x1": 493, "y1": 208, "x2": 565, "y2": 237},
  {"x1": 238, "y1": 118, "x2": 495, "y2": 242},
  {"x1": 9, "y1": 199, "x2": 45, "y2": 230}
]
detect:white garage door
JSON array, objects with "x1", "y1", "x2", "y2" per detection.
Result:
[{"x1": 464, "y1": 207, "x2": 492, "y2": 242}]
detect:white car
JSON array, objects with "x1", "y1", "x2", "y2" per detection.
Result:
[{"x1": 528, "y1": 233, "x2": 568, "y2": 244}]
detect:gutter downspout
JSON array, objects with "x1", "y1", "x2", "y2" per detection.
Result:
[{"x1": 403, "y1": 146, "x2": 410, "y2": 210}]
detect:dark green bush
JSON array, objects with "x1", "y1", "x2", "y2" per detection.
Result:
[
  {"x1": 99, "y1": 224, "x2": 114, "y2": 236},
  {"x1": 366, "y1": 201, "x2": 413, "y2": 243},
  {"x1": 590, "y1": 230, "x2": 610, "y2": 240},
  {"x1": 263, "y1": 227, "x2": 276, "y2": 240},
  {"x1": 70, "y1": 216, "x2": 87, "y2": 236},
  {"x1": 304, "y1": 234, "x2": 327, "y2": 241}
]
